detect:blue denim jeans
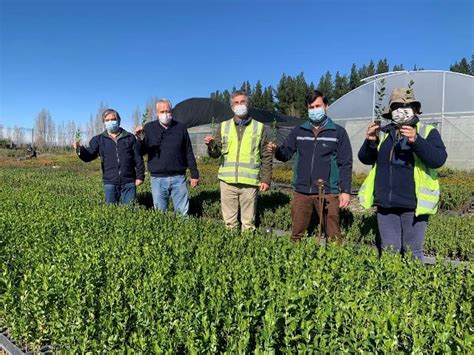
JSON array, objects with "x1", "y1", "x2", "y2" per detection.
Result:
[
  {"x1": 103, "y1": 182, "x2": 136, "y2": 205},
  {"x1": 151, "y1": 175, "x2": 189, "y2": 217}
]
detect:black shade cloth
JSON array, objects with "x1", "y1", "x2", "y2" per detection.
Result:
[
  {"x1": 171, "y1": 98, "x2": 306, "y2": 144},
  {"x1": 172, "y1": 98, "x2": 305, "y2": 128}
]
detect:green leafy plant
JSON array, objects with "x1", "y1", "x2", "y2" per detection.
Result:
[
  {"x1": 0, "y1": 156, "x2": 472, "y2": 353},
  {"x1": 374, "y1": 78, "x2": 386, "y2": 124}
]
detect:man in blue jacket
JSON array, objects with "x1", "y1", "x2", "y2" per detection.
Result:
[
  {"x1": 135, "y1": 99, "x2": 199, "y2": 217},
  {"x1": 268, "y1": 90, "x2": 353, "y2": 242},
  {"x1": 74, "y1": 108, "x2": 145, "y2": 205}
]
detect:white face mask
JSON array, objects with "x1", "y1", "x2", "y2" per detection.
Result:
[
  {"x1": 391, "y1": 107, "x2": 415, "y2": 124},
  {"x1": 158, "y1": 113, "x2": 172, "y2": 125},
  {"x1": 232, "y1": 104, "x2": 248, "y2": 117}
]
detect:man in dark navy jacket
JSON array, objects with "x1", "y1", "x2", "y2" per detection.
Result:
[
  {"x1": 268, "y1": 90, "x2": 353, "y2": 242},
  {"x1": 74, "y1": 108, "x2": 145, "y2": 205},
  {"x1": 135, "y1": 99, "x2": 199, "y2": 217}
]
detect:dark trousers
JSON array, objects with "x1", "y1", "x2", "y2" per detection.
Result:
[
  {"x1": 376, "y1": 207, "x2": 428, "y2": 260},
  {"x1": 291, "y1": 191, "x2": 341, "y2": 242}
]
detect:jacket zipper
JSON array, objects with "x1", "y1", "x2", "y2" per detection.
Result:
[
  {"x1": 235, "y1": 124, "x2": 243, "y2": 183},
  {"x1": 115, "y1": 138, "x2": 121, "y2": 179},
  {"x1": 310, "y1": 141, "x2": 317, "y2": 194},
  {"x1": 388, "y1": 135, "x2": 395, "y2": 205},
  {"x1": 309, "y1": 129, "x2": 321, "y2": 194}
]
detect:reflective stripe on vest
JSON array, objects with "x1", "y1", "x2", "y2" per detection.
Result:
[
  {"x1": 358, "y1": 122, "x2": 440, "y2": 216},
  {"x1": 217, "y1": 118, "x2": 264, "y2": 186}
]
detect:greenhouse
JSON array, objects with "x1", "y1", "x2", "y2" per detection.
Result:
[{"x1": 327, "y1": 70, "x2": 474, "y2": 171}]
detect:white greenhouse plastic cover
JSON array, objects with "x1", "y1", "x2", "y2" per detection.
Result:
[{"x1": 327, "y1": 70, "x2": 474, "y2": 171}]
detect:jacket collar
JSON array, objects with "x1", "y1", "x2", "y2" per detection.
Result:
[
  {"x1": 233, "y1": 115, "x2": 253, "y2": 126},
  {"x1": 300, "y1": 117, "x2": 336, "y2": 131},
  {"x1": 101, "y1": 128, "x2": 130, "y2": 140},
  {"x1": 153, "y1": 119, "x2": 177, "y2": 130}
]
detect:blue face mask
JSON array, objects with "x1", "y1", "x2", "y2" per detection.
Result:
[
  {"x1": 308, "y1": 108, "x2": 326, "y2": 123},
  {"x1": 105, "y1": 120, "x2": 120, "y2": 133}
]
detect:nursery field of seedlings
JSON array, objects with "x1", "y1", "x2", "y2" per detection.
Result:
[{"x1": 0, "y1": 155, "x2": 472, "y2": 352}]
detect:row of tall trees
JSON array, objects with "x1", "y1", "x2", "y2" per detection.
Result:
[
  {"x1": 449, "y1": 55, "x2": 474, "y2": 75},
  {"x1": 210, "y1": 57, "x2": 443, "y2": 117},
  {"x1": 26, "y1": 95, "x2": 161, "y2": 149},
  {"x1": 7, "y1": 55, "x2": 471, "y2": 148},
  {"x1": 31, "y1": 109, "x2": 80, "y2": 149}
]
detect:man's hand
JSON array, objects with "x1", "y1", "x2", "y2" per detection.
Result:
[
  {"x1": 366, "y1": 122, "x2": 380, "y2": 141},
  {"x1": 259, "y1": 182, "x2": 270, "y2": 192},
  {"x1": 134, "y1": 125, "x2": 144, "y2": 137},
  {"x1": 203, "y1": 135, "x2": 214, "y2": 146},
  {"x1": 190, "y1": 178, "x2": 199, "y2": 188},
  {"x1": 400, "y1": 125, "x2": 417, "y2": 143},
  {"x1": 266, "y1": 142, "x2": 277, "y2": 153},
  {"x1": 339, "y1": 192, "x2": 350, "y2": 208},
  {"x1": 135, "y1": 179, "x2": 144, "y2": 187}
]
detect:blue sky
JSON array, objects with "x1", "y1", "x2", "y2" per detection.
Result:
[{"x1": 1, "y1": 0, "x2": 473, "y2": 130}]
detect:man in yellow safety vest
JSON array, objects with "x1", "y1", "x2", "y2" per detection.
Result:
[{"x1": 204, "y1": 91, "x2": 273, "y2": 231}]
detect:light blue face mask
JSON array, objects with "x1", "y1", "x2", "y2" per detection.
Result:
[
  {"x1": 105, "y1": 120, "x2": 120, "y2": 132},
  {"x1": 308, "y1": 108, "x2": 326, "y2": 123}
]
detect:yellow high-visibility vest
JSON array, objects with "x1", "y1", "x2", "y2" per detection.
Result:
[
  {"x1": 358, "y1": 122, "x2": 440, "y2": 216},
  {"x1": 217, "y1": 118, "x2": 264, "y2": 186}
]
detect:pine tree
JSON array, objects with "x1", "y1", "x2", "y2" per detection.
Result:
[
  {"x1": 470, "y1": 54, "x2": 474, "y2": 76},
  {"x1": 376, "y1": 58, "x2": 389, "y2": 74},
  {"x1": 334, "y1": 71, "x2": 350, "y2": 100},
  {"x1": 450, "y1": 57, "x2": 470, "y2": 74},
  {"x1": 349, "y1": 63, "x2": 360, "y2": 90},
  {"x1": 392, "y1": 64, "x2": 405, "y2": 71},
  {"x1": 275, "y1": 74, "x2": 290, "y2": 115},
  {"x1": 294, "y1": 72, "x2": 311, "y2": 116},
  {"x1": 317, "y1": 71, "x2": 334, "y2": 103},
  {"x1": 240, "y1": 81, "x2": 252, "y2": 96},
  {"x1": 367, "y1": 60, "x2": 376, "y2": 77},
  {"x1": 358, "y1": 64, "x2": 368, "y2": 81},
  {"x1": 223, "y1": 90, "x2": 231, "y2": 105},
  {"x1": 263, "y1": 86, "x2": 275, "y2": 112},
  {"x1": 275, "y1": 73, "x2": 311, "y2": 117},
  {"x1": 252, "y1": 80, "x2": 265, "y2": 109},
  {"x1": 211, "y1": 90, "x2": 224, "y2": 102}
]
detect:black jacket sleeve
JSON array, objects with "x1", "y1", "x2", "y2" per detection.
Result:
[
  {"x1": 411, "y1": 128, "x2": 447, "y2": 169},
  {"x1": 207, "y1": 125, "x2": 222, "y2": 158},
  {"x1": 259, "y1": 127, "x2": 273, "y2": 185},
  {"x1": 184, "y1": 129, "x2": 199, "y2": 179},
  {"x1": 133, "y1": 136, "x2": 145, "y2": 181},
  {"x1": 275, "y1": 127, "x2": 297, "y2": 162},
  {"x1": 337, "y1": 128, "x2": 353, "y2": 193},
  {"x1": 78, "y1": 135, "x2": 100, "y2": 162},
  {"x1": 358, "y1": 139, "x2": 379, "y2": 165}
]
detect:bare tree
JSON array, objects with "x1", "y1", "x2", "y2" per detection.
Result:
[
  {"x1": 94, "y1": 101, "x2": 108, "y2": 134},
  {"x1": 145, "y1": 96, "x2": 159, "y2": 123},
  {"x1": 87, "y1": 113, "x2": 95, "y2": 138},
  {"x1": 34, "y1": 109, "x2": 49, "y2": 148},
  {"x1": 66, "y1": 120, "x2": 77, "y2": 146},
  {"x1": 132, "y1": 106, "x2": 141, "y2": 128},
  {"x1": 57, "y1": 122, "x2": 66, "y2": 147},
  {"x1": 5, "y1": 127, "x2": 12, "y2": 142},
  {"x1": 12, "y1": 126, "x2": 25, "y2": 146},
  {"x1": 46, "y1": 114, "x2": 56, "y2": 146}
]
